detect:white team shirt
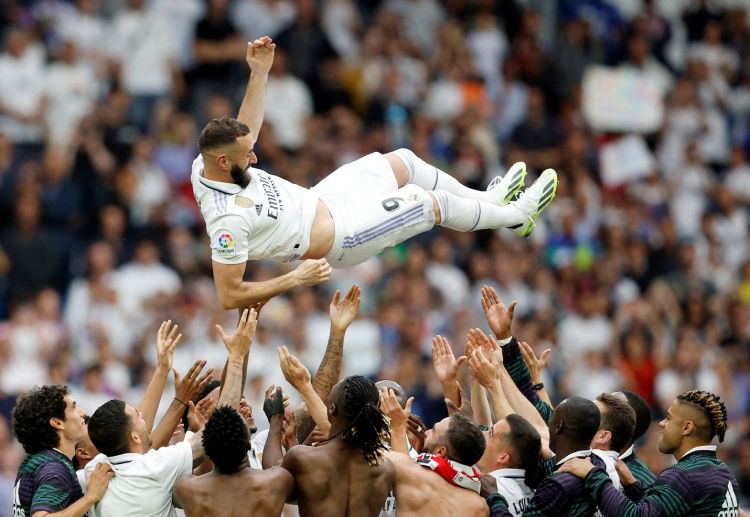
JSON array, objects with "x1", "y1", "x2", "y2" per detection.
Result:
[
  {"x1": 82, "y1": 441, "x2": 193, "y2": 517},
  {"x1": 191, "y1": 155, "x2": 319, "y2": 264},
  {"x1": 490, "y1": 468, "x2": 534, "y2": 517}
]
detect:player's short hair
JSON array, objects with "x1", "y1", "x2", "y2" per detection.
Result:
[
  {"x1": 677, "y1": 390, "x2": 728, "y2": 443},
  {"x1": 202, "y1": 406, "x2": 249, "y2": 473},
  {"x1": 618, "y1": 390, "x2": 652, "y2": 442},
  {"x1": 337, "y1": 376, "x2": 391, "y2": 466},
  {"x1": 11, "y1": 385, "x2": 69, "y2": 454},
  {"x1": 504, "y1": 414, "x2": 541, "y2": 471},
  {"x1": 199, "y1": 117, "x2": 250, "y2": 152},
  {"x1": 596, "y1": 393, "x2": 636, "y2": 452},
  {"x1": 556, "y1": 396, "x2": 601, "y2": 443},
  {"x1": 88, "y1": 399, "x2": 131, "y2": 457},
  {"x1": 446, "y1": 413, "x2": 486, "y2": 466}
]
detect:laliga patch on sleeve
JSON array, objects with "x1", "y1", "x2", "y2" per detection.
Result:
[{"x1": 215, "y1": 229, "x2": 237, "y2": 255}]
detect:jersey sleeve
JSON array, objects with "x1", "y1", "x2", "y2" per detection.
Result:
[
  {"x1": 30, "y1": 462, "x2": 79, "y2": 513},
  {"x1": 501, "y1": 337, "x2": 554, "y2": 424},
  {"x1": 584, "y1": 466, "x2": 692, "y2": 517},
  {"x1": 210, "y1": 214, "x2": 250, "y2": 265}
]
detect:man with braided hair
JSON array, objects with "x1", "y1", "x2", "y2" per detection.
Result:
[
  {"x1": 560, "y1": 390, "x2": 741, "y2": 516},
  {"x1": 281, "y1": 375, "x2": 395, "y2": 516}
]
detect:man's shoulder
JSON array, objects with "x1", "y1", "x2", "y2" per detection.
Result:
[{"x1": 23, "y1": 450, "x2": 74, "y2": 478}]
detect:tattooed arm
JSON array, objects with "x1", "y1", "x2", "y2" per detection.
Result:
[{"x1": 312, "y1": 285, "x2": 361, "y2": 403}]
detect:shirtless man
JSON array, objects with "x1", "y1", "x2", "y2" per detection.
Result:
[
  {"x1": 174, "y1": 405, "x2": 292, "y2": 516},
  {"x1": 193, "y1": 37, "x2": 558, "y2": 309},
  {"x1": 281, "y1": 375, "x2": 395, "y2": 516},
  {"x1": 380, "y1": 390, "x2": 489, "y2": 517}
]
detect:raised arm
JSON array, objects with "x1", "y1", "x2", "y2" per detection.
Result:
[
  {"x1": 139, "y1": 320, "x2": 182, "y2": 431},
  {"x1": 150, "y1": 360, "x2": 214, "y2": 449},
  {"x1": 237, "y1": 36, "x2": 274, "y2": 144},
  {"x1": 216, "y1": 308, "x2": 258, "y2": 408},
  {"x1": 212, "y1": 259, "x2": 331, "y2": 309},
  {"x1": 262, "y1": 385, "x2": 286, "y2": 469},
  {"x1": 278, "y1": 346, "x2": 331, "y2": 435},
  {"x1": 431, "y1": 335, "x2": 466, "y2": 408},
  {"x1": 313, "y1": 285, "x2": 361, "y2": 402},
  {"x1": 380, "y1": 388, "x2": 413, "y2": 454}
]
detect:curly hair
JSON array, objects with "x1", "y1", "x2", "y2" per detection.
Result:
[
  {"x1": 337, "y1": 376, "x2": 391, "y2": 467},
  {"x1": 11, "y1": 385, "x2": 69, "y2": 454},
  {"x1": 202, "y1": 406, "x2": 249, "y2": 473},
  {"x1": 182, "y1": 380, "x2": 221, "y2": 431},
  {"x1": 677, "y1": 390, "x2": 728, "y2": 443}
]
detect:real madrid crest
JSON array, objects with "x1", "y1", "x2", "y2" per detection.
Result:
[{"x1": 235, "y1": 196, "x2": 254, "y2": 208}]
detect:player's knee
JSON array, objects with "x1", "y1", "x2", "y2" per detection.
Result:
[
  {"x1": 426, "y1": 191, "x2": 442, "y2": 224},
  {"x1": 385, "y1": 149, "x2": 414, "y2": 187}
]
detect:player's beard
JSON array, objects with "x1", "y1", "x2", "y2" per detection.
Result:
[{"x1": 230, "y1": 163, "x2": 251, "y2": 189}]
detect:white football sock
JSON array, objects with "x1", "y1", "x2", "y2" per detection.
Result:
[
  {"x1": 431, "y1": 190, "x2": 526, "y2": 231},
  {"x1": 393, "y1": 148, "x2": 494, "y2": 203}
]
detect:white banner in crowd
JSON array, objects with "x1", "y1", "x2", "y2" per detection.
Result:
[
  {"x1": 599, "y1": 134, "x2": 656, "y2": 187},
  {"x1": 582, "y1": 66, "x2": 664, "y2": 133}
]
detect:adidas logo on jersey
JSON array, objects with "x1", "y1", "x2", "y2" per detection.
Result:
[
  {"x1": 255, "y1": 203, "x2": 263, "y2": 216},
  {"x1": 718, "y1": 481, "x2": 738, "y2": 517}
]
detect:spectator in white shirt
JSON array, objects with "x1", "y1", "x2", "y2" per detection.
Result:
[
  {"x1": 264, "y1": 49, "x2": 313, "y2": 150},
  {"x1": 0, "y1": 28, "x2": 47, "y2": 147},
  {"x1": 108, "y1": 0, "x2": 180, "y2": 129},
  {"x1": 45, "y1": 40, "x2": 101, "y2": 148}
]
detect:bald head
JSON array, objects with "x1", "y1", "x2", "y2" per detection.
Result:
[{"x1": 376, "y1": 380, "x2": 406, "y2": 407}]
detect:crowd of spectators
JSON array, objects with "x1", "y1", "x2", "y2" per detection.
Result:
[{"x1": 1, "y1": 0, "x2": 750, "y2": 511}]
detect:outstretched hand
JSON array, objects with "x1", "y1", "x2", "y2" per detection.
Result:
[
  {"x1": 246, "y1": 36, "x2": 276, "y2": 74},
  {"x1": 445, "y1": 383, "x2": 474, "y2": 420},
  {"x1": 468, "y1": 348, "x2": 503, "y2": 389},
  {"x1": 173, "y1": 360, "x2": 214, "y2": 404},
  {"x1": 480, "y1": 286, "x2": 516, "y2": 340},
  {"x1": 216, "y1": 308, "x2": 258, "y2": 359},
  {"x1": 431, "y1": 335, "x2": 467, "y2": 385},
  {"x1": 277, "y1": 346, "x2": 312, "y2": 389},
  {"x1": 330, "y1": 284, "x2": 361, "y2": 331},
  {"x1": 379, "y1": 388, "x2": 413, "y2": 430},
  {"x1": 156, "y1": 320, "x2": 182, "y2": 371},
  {"x1": 519, "y1": 341, "x2": 550, "y2": 385}
]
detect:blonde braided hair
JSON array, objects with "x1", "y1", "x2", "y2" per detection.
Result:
[{"x1": 677, "y1": 390, "x2": 728, "y2": 443}]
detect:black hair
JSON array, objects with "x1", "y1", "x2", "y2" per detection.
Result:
[
  {"x1": 556, "y1": 396, "x2": 601, "y2": 444},
  {"x1": 445, "y1": 413, "x2": 486, "y2": 466},
  {"x1": 619, "y1": 390, "x2": 652, "y2": 442},
  {"x1": 202, "y1": 406, "x2": 249, "y2": 473},
  {"x1": 182, "y1": 380, "x2": 221, "y2": 430},
  {"x1": 677, "y1": 390, "x2": 728, "y2": 443},
  {"x1": 88, "y1": 400, "x2": 131, "y2": 457},
  {"x1": 11, "y1": 385, "x2": 69, "y2": 454},
  {"x1": 337, "y1": 376, "x2": 391, "y2": 466},
  {"x1": 505, "y1": 414, "x2": 541, "y2": 472},
  {"x1": 596, "y1": 393, "x2": 636, "y2": 452},
  {"x1": 199, "y1": 118, "x2": 250, "y2": 152}
]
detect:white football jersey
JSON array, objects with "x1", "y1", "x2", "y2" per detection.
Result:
[
  {"x1": 191, "y1": 155, "x2": 319, "y2": 264},
  {"x1": 490, "y1": 469, "x2": 534, "y2": 517}
]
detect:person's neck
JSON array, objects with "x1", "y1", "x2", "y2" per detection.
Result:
[
  {"x1": 202, "y1": 163, "x2": 228, "y2": 183},
  {"x1": 673, "y1": 439, "x2": 713, "y2": 461},
  {"x1": 555, "y1": 440, "x2": 591, "y2": 462},
  {"x1": 55, "y1": 436, "x2": 76, "y2": 460}
]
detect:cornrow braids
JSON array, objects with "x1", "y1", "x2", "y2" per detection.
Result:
[
  {"x1": 338, "y1": 376, "x2": 392, "y2": 466},
  {"x1": 677, "y1": 390, "x2": 728, "y2": 443}
]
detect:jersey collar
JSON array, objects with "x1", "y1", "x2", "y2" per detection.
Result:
[
  {"x1": 681, "y1": 445, "x2": 718, "y2": 460},
  {"x1": 619, "y1": 445, "x2": 635, "y2": 461},
  {"x1": 556, "y1": 449, "x2": 592, "y2": 467},
  {"x1": 490, "y1": 468, "x2": 526, "y2": 479},
  {"x1": 199, "y1": 174, "x2": 243, "y2": 195}
]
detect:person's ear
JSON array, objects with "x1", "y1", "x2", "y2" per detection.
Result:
[
  {"x1": 497, "y1": 451, "x2": 511, "y2": 467},
  {"x1": 49, "y1": 417, "x2": 64, "y2": 431},
  {"x1": 683, "y1": 420, "x2": 695, "y2": 437},
  {"x1": 130, "y1": 431, "x2": 142, "y2": 445},
  {"x1": 555, "y1": 420, "x2": 564, "y2": 435},
  {"x1": 434, "y1": 445, "x2": 449, "y2": 458}
]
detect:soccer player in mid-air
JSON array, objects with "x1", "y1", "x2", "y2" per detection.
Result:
[{"x1": 193, "y1": 37, "x2": 558, "y2": 309}]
